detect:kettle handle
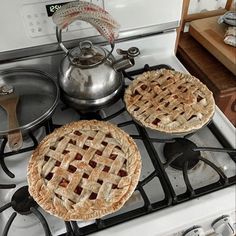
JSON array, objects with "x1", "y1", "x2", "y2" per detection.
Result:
[{"x1": 56, "y1": 27, "x2": 115, "y2": 63}]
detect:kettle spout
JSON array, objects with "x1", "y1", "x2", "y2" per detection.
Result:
[{"x1": 113, "y1": 58, "x2": 135, "y2": 72}]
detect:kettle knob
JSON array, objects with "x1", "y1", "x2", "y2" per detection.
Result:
[{"x1": 116, "y1": 47, "x2": 140, "y2": 58}]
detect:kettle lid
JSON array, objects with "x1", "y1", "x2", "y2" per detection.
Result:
[{"x1": 69, "y1": 41, "x2": 106, "y2": 68}]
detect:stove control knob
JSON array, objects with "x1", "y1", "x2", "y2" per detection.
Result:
[
  {"x1": 212, "y1": 215, "x2": 235, "y2": 236},
  {"x1": 182, "y1": 226, "x2": 205, "y2": 236}
]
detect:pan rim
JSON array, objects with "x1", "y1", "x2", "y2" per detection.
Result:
[{"x1": 0, "y1": 68, "x2": 60, "y2": 135}]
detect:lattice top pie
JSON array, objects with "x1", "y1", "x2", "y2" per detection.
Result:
[
  {"x1": 27, "y1": 120, "x2": 141, "y2": 221},
  {"x1": 124, "y1": 69, "x2": 215, "y2": 133}
]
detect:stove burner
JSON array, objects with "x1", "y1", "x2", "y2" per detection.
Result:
[
  {"x1": 11, "y1": 186, "x2": 37, "y2": 215},
  {"x1": 163, "y1": 138, "x2": 200, "y2": 170}
]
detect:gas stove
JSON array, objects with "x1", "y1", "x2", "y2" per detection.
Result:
[
  {"x1": 0, "y1": 60, "x2": 235, "y2": 236},
  {"x1": 0, "y1": 1, "x2": 236, "y2": 236}
]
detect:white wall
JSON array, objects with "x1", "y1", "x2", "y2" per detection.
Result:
[{"x1": 188, "y1": 0, "x2": 227, "y2": 14}]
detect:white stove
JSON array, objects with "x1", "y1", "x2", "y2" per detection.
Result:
[{"x1": 0, "y1": 1, "x2": 235, "y2": 236}]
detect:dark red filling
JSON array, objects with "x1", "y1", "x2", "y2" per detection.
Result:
[
  {"x1": 118, "y1": 169, "x2": 128, "y2": 177},
  {"x1": 74, "y1": 131, "x2": 82, "y2": 136},
  {"x1": 55, "y1": 161, "x2": 61, "y2": 166},
  {"x1": 75, "y1": 153, "x2": 83, "y2": 160},
  {"x1": 69, "y1": 139, "x2": 76, "y2": 145},
  {"x1": 62, "y1": 150, "x2": 70, "y2": 155},
  {"x1": 112, "y1": 184, "x2": 118, "y2": 189},
  {"x1": 115, "y1": 146, "x2": 122, "y2": 150},
  {"x1": 134, "y1": 90, "x2": 140, "y2": 96},
  {"x1": 45, "y1": 172, "x2": 53, "y2": 180},
  {"x1": 83, "y1": 145, "x2": 89, "y2": 150},
  {"x1": 164, "y1": 102, "x2": 170, "y2": 107},
  {"x1": 197, "y1": 95, "x2": 203, "y2": 102},
  {"x1": 109, "y1": 154, "x2": 117, "y2": 160},
  {"x1": 89, "y1": 192, "x2": 97, "y2": 200},
  {"x1": 89, "y1": 160, "x2": 97, "y2": 168},
  {"x1": 58, "y1": 137, "x2": 64, "y2": 141},
  {"x1": 68, "y1": 165, "x2": 77, "y2": 173},
  {"x1": 189, "y1": 115, "x2": 197, "y2": 120},
  {"x1": 105, "y1": 133, "x2": 112, "y2": 138},
  {"x1": 101, "y1": 141, "x2": 108, "y2": 146},
  {"x1": 97, "y1": 179, "x2": 103, "y2": 185},
  {"x1": 95, "y1": 150, "x2": 103, "y2": 156},
  {"x1": 152, "y1": 118, "x2": 160, "y2": 125},
  {"x1": 103, "y1": 166, "x2": 110, "y2": 172},
  {"x1": 74, "y1": 185, "x2": 83, "y2": 195},
  {"x1": 44, "y1": 155, "x2": 50, "y2": 161},
  {"x1": 82, "y1": 173, "x2": 89, "y2": 179}
]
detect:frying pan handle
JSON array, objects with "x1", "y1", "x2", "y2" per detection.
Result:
[
  {"x1": 7, "y1": 104, "x2": 23, "y2": 151},
  {"x1": 8, "y1": 131, "x2": 23, "y2": 151},
  {"x1": 1, "y1": 95, "x2": 23, "y2": 151}
]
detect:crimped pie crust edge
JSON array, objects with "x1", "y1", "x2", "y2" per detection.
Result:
[{"x1": 27, "y1": 120, "x2": 141, "y2": 221}]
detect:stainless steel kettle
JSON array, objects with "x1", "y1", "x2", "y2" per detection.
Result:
[{"x1": 56, "y1": 28, "x2": 140, "y2": 112}]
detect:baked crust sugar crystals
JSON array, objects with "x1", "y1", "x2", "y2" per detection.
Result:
[{"x1": 27, "y1": 120, "x2": 141, "y2": 221}]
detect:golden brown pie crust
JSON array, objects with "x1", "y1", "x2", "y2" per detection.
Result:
[
  {"x1": 124, "y1": 69, "x2": 215, "y2": 133},
  {"x1": 27, "y1": 120, "x2": 141, "y2": 221}
]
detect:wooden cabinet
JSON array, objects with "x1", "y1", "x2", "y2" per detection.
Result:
[
  {"x1": 189, "y1": 16, "x2": 236, "y2": 75},
  {"x1": 177, "y1": 33, "x2": 236, "y2": 126}
]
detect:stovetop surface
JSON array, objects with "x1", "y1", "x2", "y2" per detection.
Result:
[{"x1": 0, "y1": 64, "x2": 235, "y2": 236}]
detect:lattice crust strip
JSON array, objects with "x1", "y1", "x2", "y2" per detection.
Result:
[
  {"x1": 27, "y1": 120, "x2": 141, "y2": 221},
  {"x1": 124, "y1": 69, "x2": 215, "y2": 133}
]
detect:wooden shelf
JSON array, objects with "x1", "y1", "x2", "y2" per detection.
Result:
[
  {"x1": 177, "y1": 32, "x2": 236, "y2": 126},
  {"x1": 189, "y1": 16, "x2": 236, "y2": 75}
]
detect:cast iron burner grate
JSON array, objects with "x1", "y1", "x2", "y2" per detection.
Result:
[
  {"x1": 0, "y1": 64, "x2": 236, "y2": 236},
  {"x1": 79, "y1": 112, "x2": 102, "y2": 120},
  {"x1": 0, "y1": 185, "x2": 74, "y2": 236},
  {"x1": 161, "y1": 137, "x2": 236, "y2": 199}
]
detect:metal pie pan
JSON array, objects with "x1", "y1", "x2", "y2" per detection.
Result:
[{"x1": 127, "y1": 110, "x2": 215, "y2": 139}]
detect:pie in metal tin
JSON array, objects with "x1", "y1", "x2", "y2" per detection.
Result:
[
  {"x1": 27, "y1": 120, "x2": 141, "y2": 220},
  {"x1": 124, "y1": 69, "x2": 215, "y2": 134}
]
